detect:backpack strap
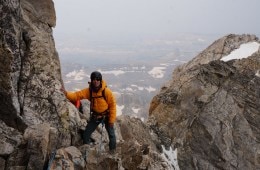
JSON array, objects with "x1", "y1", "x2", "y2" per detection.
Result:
[
  {"x1": 102, "y1": 88, "x2": 106, "y2": 101},
  {"x1": 89, "y1": 88, "x2": 93, "y2": 112}
]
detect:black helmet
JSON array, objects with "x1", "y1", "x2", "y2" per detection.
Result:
[{"x1": 90, "y1": 71, "x2": 102, "y2": 81}]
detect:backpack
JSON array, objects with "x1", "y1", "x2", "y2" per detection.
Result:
[{"x1": 89, "y1": 87, "x2": 108, "y2": 114}]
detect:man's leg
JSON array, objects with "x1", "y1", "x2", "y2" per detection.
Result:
[
  {"x1": 83, "y1": 119, "x2": 99, "y2": 144},
  {"x1": 105, "y1": 122, "x2": 116, "y2": 150}
]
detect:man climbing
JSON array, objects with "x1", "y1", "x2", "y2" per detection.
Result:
[{"x1": 62, "y1": 71, "x2": 117, "y2": 152}]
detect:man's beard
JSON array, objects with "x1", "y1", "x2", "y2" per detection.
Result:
[{"x1": 91, "y1": 83, "x2": 101, "y2": 92}]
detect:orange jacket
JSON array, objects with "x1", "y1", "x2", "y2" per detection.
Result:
[
  {"x1": 74, "y1": 100, "x2": 81, "y2": 108},
  {"x1": 66, "y1": 80, "x2": 117, "y2": 124}
]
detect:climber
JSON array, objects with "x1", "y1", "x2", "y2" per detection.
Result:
[{"x1": 61, "y1": 71, "x2": 117, "y2": 152}]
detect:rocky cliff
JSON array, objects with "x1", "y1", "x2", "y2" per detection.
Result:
[
  {"x1": 149, "y1": 34, "x2": 260, "y2": 169},
  {"x1": 0, "y1": 1, "x2": 172, "y2": 169},
  {"x1": 1, "y1": 0, "x2": 260, "y2": 170}
]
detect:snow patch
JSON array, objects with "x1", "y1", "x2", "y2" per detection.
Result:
[
  {"x1": 66, "y1": 69, "x2": 87, "y2": 81},
  {"x1": 148, "y1": 67, "x2": 166, "y2": 78},
  {"x1": 116, "y1": 105, "x2": 124, "y2": 116},
  {"x1": 100, "y1": 70, "x2": 125, "y2": 76},
  {"x1": 126, "y1": 87, "x2": 134, "y2": 92},
  {"x1": 256, "y1": 70, "x2": 260, "y2": 77},
  {"x1": 145, "y1": 86, "x2": 156, "y2": 93},
  {"x1": 132, "y1": 107, "x2": 140, "y2": 114},
  {"x1": 161, "y1": 146, "x2": 180, "y2": 170},
  {"x1": 221, "y1": 42, "x2": 260, "y2": 62}
]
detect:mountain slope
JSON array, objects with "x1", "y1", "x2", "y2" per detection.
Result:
[{"x1": 148, "y1": 34, "x2": 260, "y2": 170}]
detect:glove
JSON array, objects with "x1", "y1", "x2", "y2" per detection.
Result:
[{"x1": 109, "y1": 123, "x2": 114, "y2": 128}]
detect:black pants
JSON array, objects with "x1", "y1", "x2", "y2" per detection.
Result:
[{"x1": 83, "y1": 117, "x2": 116, "y2": 150}]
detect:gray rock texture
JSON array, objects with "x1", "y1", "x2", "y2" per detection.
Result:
[
  {"x1": 148, "y1": 34, "x2": 260, "y2": 170},
  {"x1": 0, "y1": 1, "x2": 172, "y2": 169},
  {"x1": 0, "y1": 0, "x2": 66, "y2": 130}
]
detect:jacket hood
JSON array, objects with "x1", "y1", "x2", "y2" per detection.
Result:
[{"x1": 100, "y1": 80, "x2": 107, "y2": 90}]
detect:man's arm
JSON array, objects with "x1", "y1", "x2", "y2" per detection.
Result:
[
  {"x1": 106, "y1": 88, "x2": 117, "y2": 125},
  {"x1": 63, "y1": 88, "x2": 90, "y2": 102}
]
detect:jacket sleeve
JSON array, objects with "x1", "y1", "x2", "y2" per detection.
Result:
[
  {"x1": 66, "y1": 88, "x2": 90, "y2": 103},
  {"x1": 106, "y1": 88, "x2": 117, "y2": 124}
]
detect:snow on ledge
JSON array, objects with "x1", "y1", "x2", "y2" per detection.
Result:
[
  {"x1": 221, "y1": 42, "x2": 260, "y2": 62},
  {"x1": 161, "y1": 145, "x2": 180, "y2": 170},
  {"x1": 256, "y1": 70, "x2": 260, "y2": 77},
  {"x1": 116, "y1": 105, "x2": 124, "y2": 116}
]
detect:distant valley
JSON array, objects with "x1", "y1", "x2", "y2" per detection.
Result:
[{"x1": 58, "y1": 33, "x2": 218, "y2": 120}]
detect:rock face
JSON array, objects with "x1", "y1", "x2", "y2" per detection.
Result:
[
  {"x1": 1, "y1": 0, "x2": 84, "y2": 167},
  {"x1": 0, "y1": 1, "x2": 174, "y2": 169},
  {"x1": 0, "y1": 0, "x2": 65, "y2": 130},
  {"x1": 148, "y1": 34, "x2": 260, "y2": 169}
]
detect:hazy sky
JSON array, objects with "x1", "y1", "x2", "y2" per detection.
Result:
[{"x1": 53, "y1": 0, "x2": 260, "y2": 40}]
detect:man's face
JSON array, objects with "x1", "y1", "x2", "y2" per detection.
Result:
[{"x1": 91, "y1": 78, "x2": 101, "y2": 88}]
